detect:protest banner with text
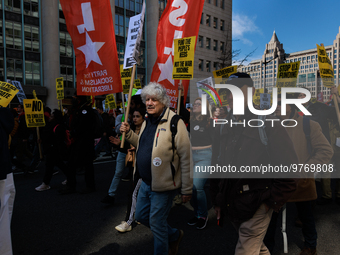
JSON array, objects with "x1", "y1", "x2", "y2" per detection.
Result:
[
  {"x1": 23, "y1": 99, "x2": 46, "y2": 128},
  {"x1": 275, "y1": 61, "x2": 300, "y2": 93},
  {"x1": 120, "y1": 65, "x2": 132, "y2": 94},
  {"x1": 0, "y1": 82, "x2": 19, "y2": 107},
  {"x1": 172, "y1": 36, "x2": 196, "y2": 80},
  {"x1": 56, "y1": 77, "x2": 64, "y2": 100},
  {"x1": 317, "y1": 44, "x2": 334, "y2": 88},
  {"x1": 60, "y1": 0, "x2": 122, "y2": 96}
]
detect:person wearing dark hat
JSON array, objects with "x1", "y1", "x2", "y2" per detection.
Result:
[{"x1": 210, "y1": 72, "x2": 298, "y2": 254}]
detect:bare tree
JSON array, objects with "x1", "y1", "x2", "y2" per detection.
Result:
[{"x1": 217, "y1": 24, "x2": 257, "y2": 69}]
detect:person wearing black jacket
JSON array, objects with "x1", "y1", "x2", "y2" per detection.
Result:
[
  {"x1": 0, "y1": 107, "x2": 15, "y2": 255},
  {"x1": 59, "y1": 96, "x2": 97, "y2": 194},
  {"x1": 35, "y1": 110, "x2": 68, "y2": 191}
]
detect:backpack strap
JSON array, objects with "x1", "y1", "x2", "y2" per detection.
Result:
[
  {"x1": 170, "y1": 114, "x2": 181, "y2": 187},
  {"x1": 303, "y1": 116, "x2": 312, "y2": 156}
]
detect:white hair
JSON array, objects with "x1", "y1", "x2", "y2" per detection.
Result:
[{"x1": 141, "y1": 82, "x2": 170, "y2": 107}]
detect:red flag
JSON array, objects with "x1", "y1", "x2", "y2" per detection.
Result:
[
  {"x1": 60, "y1": 0, "x2": 122, "y2": 96},
  {"x1": 150, "y1": 0, "x2": 204, "y2": 108}
]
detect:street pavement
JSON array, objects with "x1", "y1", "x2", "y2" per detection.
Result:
[{"x1": 11, "y1": 156, "x2": 340, "y2": 255}]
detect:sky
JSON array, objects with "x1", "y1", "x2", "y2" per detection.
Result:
[{"x1": 232, "y1": 0, "x2": 340, "y2": 64}]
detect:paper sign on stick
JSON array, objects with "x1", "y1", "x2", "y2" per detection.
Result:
[
  {"x1": 56, "y1": 77, "x2": 64, "y2": 100},
  {"x1": 106, "y1": 94, "x2": 117, "y2": 110},
  {"x1": 134, "y1": 79, "x2": 141, "y2": 89},
  {"x1": 317, "y1": 44, "x2": 334, "y2": 88},
  {"x1": 0, "y1": 82, "x2": 19, "y2": 107},
  {"x1": 120, "y1": 65, "x2": 132, "y2": 94},
  {"x1": 172, "y1": 36, "x2": 196, "y2": 80},
  {"x1": 253, "y1": 88, "x2": 264, "y2": 105},
  {"x1": 276, "y1": 62, "x2": 300, "y2": 93},
  {"x1": 23, "y1": 99, "x2": 46, "y2": 128},
  {"x1": 7, "y1": 80, "x2": 26, "y2": 104}
]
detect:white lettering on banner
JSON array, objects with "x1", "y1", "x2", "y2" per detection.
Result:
[
  {"x1": 164, "y1": 30, "x2": 183, "y2": 56},
  {"x1": 84, "y1": 77, "x2": 114, "y2": 85},
  {"x1": 169, "y1": 0, "x2": 188, "y2": 27},
  {"x1": 77, "y1": 2, "x2": 95, "y2": 34},
  {"x1": 81, "y1": 85, "x2": 113, "y2": 93}
]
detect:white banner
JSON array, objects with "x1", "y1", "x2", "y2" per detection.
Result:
[{"x1": 123, "y1": 1, "x2": 146, "y2": 69}]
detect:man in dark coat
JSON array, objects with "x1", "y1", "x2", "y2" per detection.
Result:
[
  {"x1": 0, "y1": 107, "x2": 15, "y2": 255},
  {"x1": 210, "y1": 73, "x2": 298, "y2": 254}
]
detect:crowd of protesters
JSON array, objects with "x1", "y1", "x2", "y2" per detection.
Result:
[{"x1": 1, "y1": 73, "x2": 340, "y2": 255}]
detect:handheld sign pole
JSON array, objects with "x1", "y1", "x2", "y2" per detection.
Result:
[
  {"x1": 177, "y1": 81, "x2": 182, "y2": 115},
  {"x1": 121, "y1": 64, "x2": 137, "y2": 148},
  {"x1": 32, "y1": 91, "x2": 43, "y2": 160}
]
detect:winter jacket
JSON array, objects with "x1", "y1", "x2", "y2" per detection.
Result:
[
  {"x1": 0, "y1": 108, "x2": 14, "y2": 180},
  {"x1": 210, "y1": 110, "x2": 298, "y2": 223},
  {"x1": 125, "y1": 107, "x2": 193, "y2": 195},
  {"x1": 285, "y1": 111, "x2": 333, "y2": 202}
]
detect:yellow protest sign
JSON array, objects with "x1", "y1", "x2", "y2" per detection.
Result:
[
  {"x1": 276, "y1": 62, "x2": 300, "y2": 92},
  {"x1": 317, "y1": 44, "x2": 334, "y2": 88},
  {"x1": 23, "y1": 99, "x2": 46, "y2": 128},
  {"x1": 0, "y1": 81, "x2": 19, "y2": 107},
  {"x1": 120, "y1": 65, "x2": 132, "y2": 94},
  {"x1": 106, "y1": 94, "x2": 117, "y2": 110},
  {"x1": 134, "y1": 79, "x2": 141, "y2": 89},
  {"x1": 253, "y1": 88, "x2": 264, "y2": 105},
  {"x1": 213, "y1": 65, "x2": 237, "y2": 79},
  {"x1": 172, "y1": 36, "x2": 196, "y2": 80},
  {"x1": 55, "y1": 77, "x2": 64, "y2": 100}
]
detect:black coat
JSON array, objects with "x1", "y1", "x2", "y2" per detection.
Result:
[{"x1": 0, "y1": 108, "x2": 14, "y2": 180}]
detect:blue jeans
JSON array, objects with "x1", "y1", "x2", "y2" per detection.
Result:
[
  {"x1": 192, "y1": 147, "x2": 212, "y2": 219},
  {"x1": 135, "y1": 181, "x2": 179, "y2": 255},
  {"x1": 108, "y1": 151, "x2": 127, "y2": 197}
]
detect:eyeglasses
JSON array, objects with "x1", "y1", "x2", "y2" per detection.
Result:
[{"x1": 193, "y1": 103, "x2": 201, "y2": 106}]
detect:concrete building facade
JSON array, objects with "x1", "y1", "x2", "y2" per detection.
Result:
[
  {"x1": 239, "y1": 28, "x2": 340, "y2": 101},
  {"x1": 2, "y1": 0, "x2": 231, "y2": 109}
]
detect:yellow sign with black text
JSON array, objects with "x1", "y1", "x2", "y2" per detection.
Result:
[
  {"x1": 317, "y1": 44, "x2": 334, "y2": 88},
  {"x1": 106, "y1": 94, "x2": 117, "y2": 110},
  {"x1": 134, "y1": 79, "x2": 141, "y2": 89},
  {"x1": 253, "y1": 88, "x2": 264, "y2": 105},
  {"x1": 23, "y1": 99, "x2": 46, "y2": 128},
  {"x1": 120, "y1": 65, "x2": 132, "y2": 94},
  {"x1": 172, "y1": 36, "x2": 196, "y2": 80},
  {"x1": 276, "y1": 62, "x2": 300, "y2": 93},
  {"x1": 55, "y1": 77, "x2": 64, "y2": 100},
  {"x1": 0, "y1": 81, "x2": 19, "y2": 107}
]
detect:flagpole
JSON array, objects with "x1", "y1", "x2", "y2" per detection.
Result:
[
  {"x1": 177, "y1": 80, "x2": 182, "y2": 115},
  {"x1": 332, "y1": 89, "x2": 340, "y2": 127},
  {"x1": 121, "y1": 64, "x2": 137, "y2": 148}
]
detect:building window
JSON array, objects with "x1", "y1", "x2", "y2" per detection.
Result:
[
  {"x1": 25, "y1": 61, "x2": 40, "y2": 86},
  {"x1": 214, "y1": 62, "x2": 219, "y2": 70},
  {"x1": 117, "y1": 43, "x2": 125, "y2": 64},
  {"x1": 206, "y1": 61, "x2": 211, "y2": 72},
  {"x1": 60, "y1": 32, "x2": 73, "y2": 57},
  {"x1": 125, "y1": 17, "x2": 129, "y2": 37},
  {"x1": 115, "y1": 0, "x2": 124, "y2": 7},
  {"x1": 206, "y1": 0, "x2": 210, "y2": 3},
  {"x1": 199, "y1": 59, "x2": 203, "y2": 71},
  {"x1": 136, "y1": 0, "x2": 143, "y2": 13},
  {"x1": 7, "y1": 58, "x2": 23, "y2": 83},
  {"x1": 335, "y1": 60, "x2": 337, "y2": 64},
  {"x1": 25, "y1": 25, "x2": 39, "y2": 52},
  {"x1": 220, "y1": 41, "x2": 225, "y2": 53},
  {"x1": 0, "y1": 20, "x2": 3, "y2": 47},
  {"x1": 115, "y1": 14, "x2": 124, "y2": 37},
  {"x1": 198, "y1": 36, "x2": 203, "y2": 48},
  {"x1": 213, "y1": 40, "x2": 218, "y2": 51},
  {"x1": 220, "y1": 19, "x2": 225, "y2": 31},
  {"x1": 214, "y1": 0, "x2": 218, "y2": 6},
  {"x1": 23, "y1": 0, "x2": 39, "y2": 17},
  {"x1": 5, "y1": 21, "x2": 22, "y2": 50},
  {"x1": 4, "y1": 0, "x2": 21, "y2": 13},
  {"x1": 127, "y1": 0, "x2": 135, "y2": 11},
  {"x1": 220, "y1": 0, "x2": 225, "y2": 9},
  {"x1": 60, "y1": 64, "x2": 73, "y2": 88},
  {"x1": 200, "y1": 13, "x2": 203, "y2": 24},
  {"x1": 213, "y1": 17, "x2": 218, "y2": 29},
  {"x1": 206, "y1": 38, "x2": 211, "y2": 49},
  {"x1": 0, "y1": 58, "x2": 4, "y2": 81},
  {"x1": 206, "y1": 15, "x2": 210, "y2": 27}
]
